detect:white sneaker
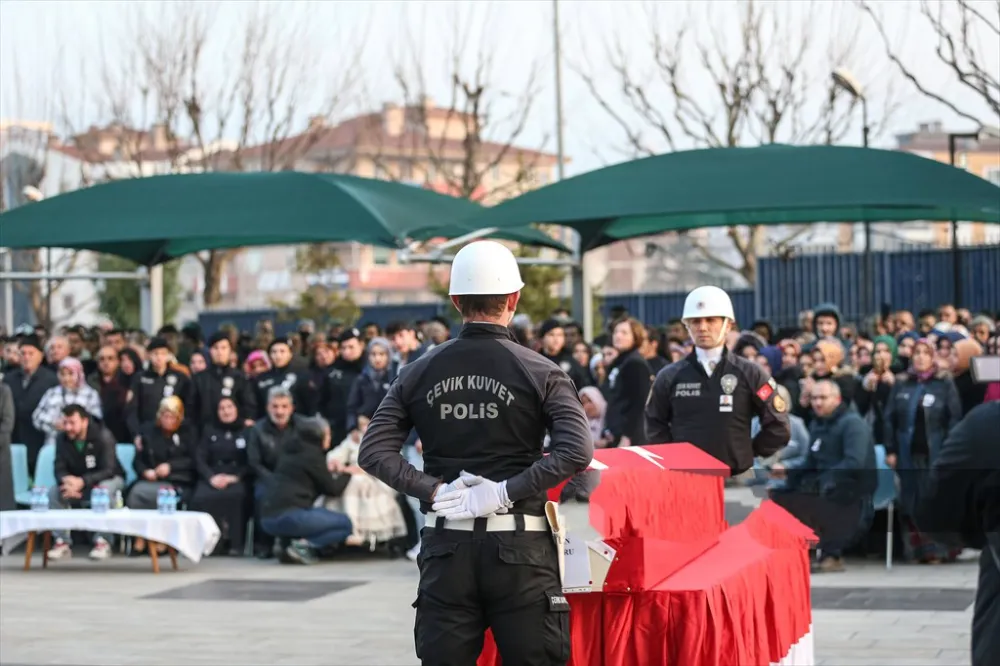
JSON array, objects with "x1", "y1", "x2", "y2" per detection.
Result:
[
  {"x1": 89, "y1": 538, "x2": 111, "y2": 561},
  {"x1": 406, "y1": 544, "x2": 420, "y2": 562},
  {"x1": 47, "y1": 539, "x2": 72, "y2": 560}
]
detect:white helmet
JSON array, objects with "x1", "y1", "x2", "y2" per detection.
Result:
[
  {"x1": 448, "y1": 240, "x2": 525, "y2": 296},
  {"x1": 682, "y1": 286, "x2": 735, "y2": 321}
]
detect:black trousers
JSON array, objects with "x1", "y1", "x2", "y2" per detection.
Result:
[
  {"x1": 188, "y1": 480, "x2": 250, "y2": 553},
  {"x1": 413, "y1": 517, "x2": 570, "y2": 666},
  {"x1": 772, "y1": 491, "x2": 864, "y2": 557}
]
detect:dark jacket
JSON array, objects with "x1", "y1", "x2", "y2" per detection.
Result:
[
  {"x1": 134, "y1": 421, "x2": 197, "y2": 489},
  {"x1": 195, "y1": 422, "x2": 250, "y2": 482},
  {"x1": 883, "y1": 372, "x2": 962, "y2": 466},
  {"x1": 0, "y1": 384, "x2": 16, "y2": 511},
  {"x1": 54, "y1": 422, "x2": 124, "y2": 491},
  {"x1": 246, "y1": 414, "x2": 309, "y2": 486},
  {"x1": 253, "y1": 366, "x2": 305, "y2": 420},
  {"x1": 603, "y1": 348, "x2": 653, "y2": 447},
  {"x1": 318, "y1": 356, "x2": 365, "y2": 442},
  {"x1": 645, "y1": 349, "x2": 791, "y2": 474},
  {"x1": 358, "y1": 323, "x2": 592, "y2": 516},
  {"x1": 87, "y1": 371, "x2": 131, "y2": 444},
  {"x1": 914, "y1": 403, "x2": 1000, "y2": 666},
  {"x1": 259, "y1": 419, "x2": 348, "y2": 518},
  {"x1": 788, "y1": 403, "x2": 876, "y2": 503},
  {"x1": 346, "y1": 366, "x2": 392, "y2": 432},
  {"x1": 3, "y1": 366, "x2": 58, "y2": 455},
  {"x1": 541, "y1": 348, "x2": 590, "y2": 391},
  {"x1": 126, "y1": 367, "x2": 193, "y2": 438},
  {"x1": 190, "y1": 364, "x2": 257, "y2": 431}
]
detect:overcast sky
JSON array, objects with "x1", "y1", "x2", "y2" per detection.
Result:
[{"x1": 2, "y1": 0, "x2": 997, "y2": 177}]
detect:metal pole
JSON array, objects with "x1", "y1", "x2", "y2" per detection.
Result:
[
  {"x1": 0, "y1": 271, "x2": 151, "y2": 281},
  {"x1": 45, "y1": 247, "x2": 52, "y2": 328},
  {"x1": 2, "y1": 250, "x2": 12, "y2": 332},
  {"x1": 861, "y1": 98, "x2": 872, "y2": 323},
  {"x1": 949, "y1": 133, "x2": 961, "y2": 306},
  {"x1": 553, "y1": 0, "x2": 591, "y2": 335},
  {"x1": 553, "y1": 0, "x2": 566, "y2": 184}
]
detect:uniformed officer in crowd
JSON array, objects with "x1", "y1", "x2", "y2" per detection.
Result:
[
  {"x1": 359, "y1": 240, "x2": 593, "y2": 666},
  {"x1": 253, "y1": 338, "x2": 305, "y2": 419},
  {"x1": 318, "y1": 327, "x2": 367, "y2": 445},
  {"x1": 126, "y1": 337, "x2": 193, "y2": 442},
  {"x1": 190, "y1": 331, "x2": 257, "y2": 431},
  {"x1": 645, "y1": 285, "x2": 790, "y2": 474}
]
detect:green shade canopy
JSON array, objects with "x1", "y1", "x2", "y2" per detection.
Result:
[
  {"x1": 460, "y1": 145, "x2": 1000, "y2": 251},
  {"x1": 0, "y1": 171, "x2": 568, "y2": 264}
]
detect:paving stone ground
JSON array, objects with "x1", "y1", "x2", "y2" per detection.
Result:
[{"x1": 0, "y1": 495, "x2": 979, "y2": 666}]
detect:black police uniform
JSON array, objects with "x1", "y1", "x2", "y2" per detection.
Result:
[
  {"x1": 359, "y1": 323, "x2": 593, "y2": 666},
  {"x1": 125, "y1": 367, "x2": 193, "y2": 438},
  {"x1": 253, "y1": 366, "x2": 305, "y2": 419},
  {"x1": 318, "y1": 356, "x2": 366, "y2": 443},
  {"x1": 644, "y1": 349, "x2": 790, "y2": 474},
  {"x1": 190, "y1": 363, "x2": 257, "y2": 430}
]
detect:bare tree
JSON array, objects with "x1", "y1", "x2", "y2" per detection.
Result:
[
  {"x1": 0, "y1": 59, "x2": 92, "y2": 328},
  {"x1": 73, "y1": 0, "x2": 365, "y2": 309},
  {"x1": 574, "y1": 0, "x2": 898, "y2": 285},
  {"x1": 363, "y1": 2, "x2": 548, "y2": 204},
  {"x1": 859, "y1": 0, "x2": 999, "y2": 126}
]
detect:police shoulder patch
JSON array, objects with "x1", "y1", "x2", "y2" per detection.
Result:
[
  {"x1": 756, "y1": 384, "x2": 774, "y2": 401},
  {"x1": 773, "y1": 393, "x2": 787, "y2": 413}
]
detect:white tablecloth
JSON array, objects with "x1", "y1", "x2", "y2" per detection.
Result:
[{"x1": 0, "y1": 509, "x2": 220, "y2": 564}]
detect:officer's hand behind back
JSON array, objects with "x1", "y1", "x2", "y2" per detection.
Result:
[{"x1": 432, "y1": 472, "x2": 513, "y2": 521}]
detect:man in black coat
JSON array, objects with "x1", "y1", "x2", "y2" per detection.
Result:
[
  {"x1": 2, "y1": 335, "x2": 58, "y2": 476},
  {"x1": 0, "y1": 383, "x2": 16, "y2": 511},
  {"x1": 916, "y1": 402, "x2": 1000, "y2": 666}
]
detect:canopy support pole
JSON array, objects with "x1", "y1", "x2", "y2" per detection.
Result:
[
  {"x1": 401, "y1": 253, "x2": 577, "y2": 267},
  {"x1": 139, "y1": 265, "x2": 164, "y2": 333}
]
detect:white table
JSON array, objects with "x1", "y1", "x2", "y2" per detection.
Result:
[{"x1": 0, "y1": 509, "x2": 220, "y2": 573}]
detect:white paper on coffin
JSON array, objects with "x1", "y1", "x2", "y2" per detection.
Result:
[{"x1": 562, "y1": 535, "x2": 616, "y2": 593}]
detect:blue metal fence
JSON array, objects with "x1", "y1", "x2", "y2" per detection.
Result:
[
  {"x1": 198, "y1": 303, "x2": 446, "y2": 337},
  {"x1": 603, "y1": 245, "x2": 999, "y2": 329}
]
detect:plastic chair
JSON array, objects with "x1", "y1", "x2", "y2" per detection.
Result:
[
  {"x1": 32, "y1": 443, "x2": 57, "y2": 492},
  {"x1": 872, "y1": 444, "x2": 897, "y2": 570},
  {"x1": 10, "y1": 444, "x2": 33, "y2": 506},
  {"x1": 115, "y1": 444, "x2": 138, "y2": 486}
]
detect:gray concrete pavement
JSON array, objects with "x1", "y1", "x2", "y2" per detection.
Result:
[{"x1": 0, "y1": 495, "x2": 979, "y2": 666}]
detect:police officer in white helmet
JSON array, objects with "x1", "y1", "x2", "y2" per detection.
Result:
[
  {"x1": 359, "y1": 240, "x2": 592, "y2": 666},
  {"x1": 644, "y1": 285, "x2": 790, "y2": 474}
]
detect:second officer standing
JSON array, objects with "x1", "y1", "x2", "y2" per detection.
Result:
[
  {"x1": 125, "y1": 337, "x2": 193, "y2": 442},
  {"x1": 359, "y1": 240, "x2": 593, "y2": 666},
  {"x1": 644, "y1": 286, "x2": 790, "y2": 474}
]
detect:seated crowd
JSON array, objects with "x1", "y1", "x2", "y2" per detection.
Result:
[{"x1": 1, "y1": 301, "x2": 997, "y2": 571}]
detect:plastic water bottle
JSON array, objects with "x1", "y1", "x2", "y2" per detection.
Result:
[
  {"x1": 95, "y1": 486, "x2": 110, "y2": 514},
  {"x1": 114, "y1": 489, "x2": 124, "y2": 510},
  {"x1": 157, "y1": 486, "x2": 169, "y2": 514},
  {"x1": 32, "y1": 486, "x2": 49, "y2": 512},
  {"x1": 167, "y1": 488, "x2": 178, "y2": 514}
]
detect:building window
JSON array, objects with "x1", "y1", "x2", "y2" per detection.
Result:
[
  {"x1": 984, "y1": 167, "x2": 1000, "y2": 186},
  {"x1": 62, "y1": 294, "x2": 74, "y2": 312},
  {"x1": 373, "y1": 246, "x2": 392, "y2": 265},
  {"x1": 400, "y1": 161, "x2": 413, "y2": 180}
]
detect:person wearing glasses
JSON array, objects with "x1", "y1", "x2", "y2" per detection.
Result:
[
  {"x1": 87, "y1": 345, "x2": 132, "y2": 444},
  {"x1": 770, "y1": 379, "x2": 877, "y2": 573}
]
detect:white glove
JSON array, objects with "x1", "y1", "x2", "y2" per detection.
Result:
[
  {"x1": 431, "y1": 474, "x2": 482, "y2": 502},
  {"x1": 431, "y1": 471, "x2": 513, "y2": 521}
]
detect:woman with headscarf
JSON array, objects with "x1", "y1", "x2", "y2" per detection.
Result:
[
  {"x1": 346, "y1": 337, "x2": 393, "y2": 434},
  {"x1": 855, "y1": 335, "x2": 900, "y2": 446},
  {"x1": 126, "y1": 396, "x2": 197, "y2": 553},
  {"x1": 32, "y1": 357, "x2": 103, "y2": 447},
  {"x1": 883, "y1": 338, "x2": 963, "y2": 564},
  {"x1": 188, "y1": 396, "x2": 251, "y2": 556},
  {"x1": 951, "y1": 338, "x2": 986, "y2": 415},
  {"x1": 117, "y1": 347, "x2": 142, "y2": 379},
  {"x1": 795, "y1": 340, "x2": 855, "y2": 421}
]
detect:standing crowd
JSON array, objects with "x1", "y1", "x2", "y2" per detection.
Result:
[{"x1": 0, "y1": 299, "x2": 997, "y2": 568}]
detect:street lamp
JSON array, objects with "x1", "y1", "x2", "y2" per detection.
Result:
[
  {"x1": 831, "y1": 67, "x2": 873, "y2": 319},
  {"x1": 946, "y1": 124, "x2": 1000, "y2": 306}
]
